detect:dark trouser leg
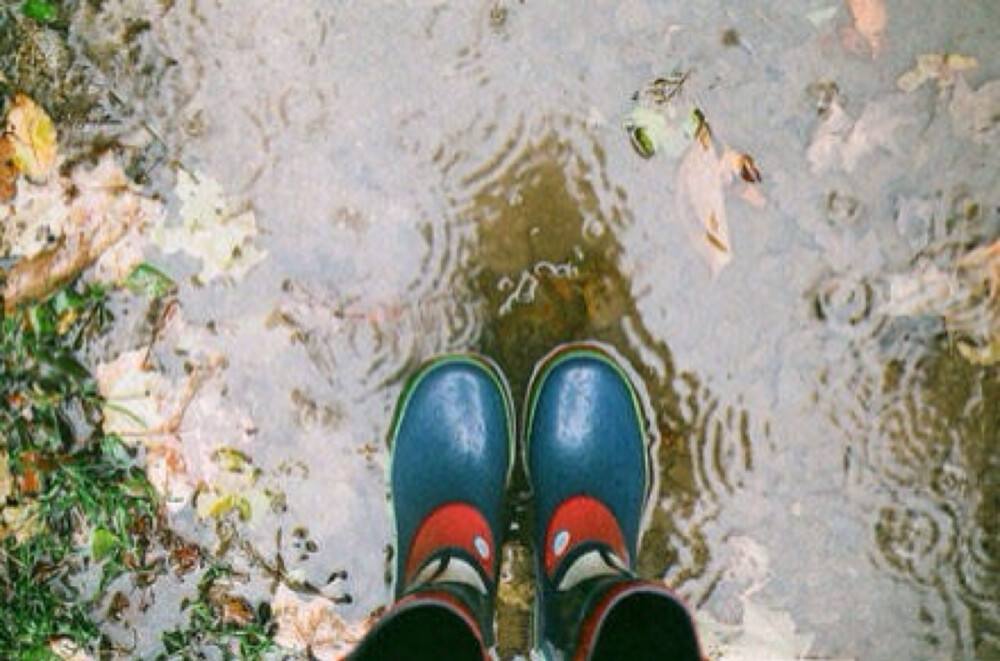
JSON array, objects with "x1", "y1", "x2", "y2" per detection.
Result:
[{"x1": 349, "y1": 589, "x2": 488, "y2": 661}]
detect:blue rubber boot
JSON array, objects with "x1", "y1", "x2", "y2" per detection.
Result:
[
  {"x1": 350, "y1": 354, "x2": 515, "y2": 661},
  {"x1": 524, "y1": 344, "x2": 702, "y2": 661}
]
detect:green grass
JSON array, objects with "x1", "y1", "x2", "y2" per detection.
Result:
[
  {"x1": 159, "y1": 562, "x2": 276, "y2": 660},
  {"x1": 0, "y1": 279, "x2": 275, "y2": 658}
]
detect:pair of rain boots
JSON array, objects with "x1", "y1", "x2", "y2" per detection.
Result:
[{"x1": 350, "y1": 345, "x2": 702, "y2": 661}]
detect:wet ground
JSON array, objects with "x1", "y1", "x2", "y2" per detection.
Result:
[{"x1": 46, "y1": 1, "x2": 1000, "y2": 658}]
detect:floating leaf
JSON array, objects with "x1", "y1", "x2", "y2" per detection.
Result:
[
  {"x1": 152, "y1": 169, "x2": 267, "y2": 284},
  {"x1": 883, "y1": 240, "x2": 1000, "y2": 366},
  {"x1": 949, "y1": 77, "x2": 1000, "y2": 145},
  {"x1": 725, "y1": 150, "x2": 762, "y2": 183},
  {"x1": 198, "y1": 492, "x2": 252, "y2": 521},
  {"x1": 271, "y1": 584, "x2": 369, "y2": 660},
  {"x1": 806, "y1": 5, "x2": 840, "y2": 27},
  {"x1": 4, "y1": 94, "x2": 58, "y2": 182},
  {"x1": 690, "y1": 108, "x2": 712, "y2": 149},
  {"x1": 696, "y1": 598, "x2": 816, "y2": 661},
  {"x1": 2, "y1": 154, "x2": 163, "y2": 310},
  {"x1": 845, "y1": 0, "x2": 887, "y2": 57},
  {"x1": 124, "y1": 262, "x2": 177, "y2": 299},
  {"x1": 897, "y1": 53, "x2": 978, "y2": 92},
  {"x1": 623, "y1": 107, "x2": 690, "y2": 159},
  {"x1": 624, "y1": 74, "x2": 695, "y2": 160},
  {"x1": 807, "y1": 98, "x2": 909, "y2": 173},
  {"x1": 675, "y1": 140, "x2": 732, "y2": 275}
]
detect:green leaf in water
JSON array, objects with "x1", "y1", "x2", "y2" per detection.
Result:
[
  {"x1": 21, "y1": 0, "x2": 58, "y2": 24},
  {"x1": 125, "y1": 263, "x2": 177, "y2": 299},
  {"x1": 624, "y1": 107, "x2": 669, "y2": 159}
]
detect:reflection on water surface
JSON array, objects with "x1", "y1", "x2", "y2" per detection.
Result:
[{"x1": 67, "y1": 1, "x2": 1000, "y2": 658}]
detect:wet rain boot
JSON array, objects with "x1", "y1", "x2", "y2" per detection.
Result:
[
  {"x1": 350, "y1": 354, "x2": 515, "y2": 661},
  {"x1": 524, "y1": 344, "x2": 703, "y2": 661}
]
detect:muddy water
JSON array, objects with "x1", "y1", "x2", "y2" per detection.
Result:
[{"x1": 76, "y1": 1, "x2": 998, "y2": 659}]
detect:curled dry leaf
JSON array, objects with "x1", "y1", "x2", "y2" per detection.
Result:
[
  {"x1": 725, "y1": 150, "x2": 762, "y2": 184},
  {"x1": 271, "y1": 584, "x2": 370, "y2": 660},
  {"x1": 845, "y1": 0, "x2": 887, "y2": 57},
  {"x1": 4, "y1": 94, "x2": 58, "y2": 182}
]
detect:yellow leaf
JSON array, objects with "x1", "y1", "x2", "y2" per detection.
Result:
[
  {"x1": 5, "y1": 94, "x2": 58, "y2": 181},
  {"x1": 198, "y1": 491, "x2": 252, "y2": 520},
  {"x1": 897, "y1": 53, "x2": 978, "y2": 92}
]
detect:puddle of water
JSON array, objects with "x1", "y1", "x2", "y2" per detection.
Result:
[{"x1": 70, "y1": 1, "x2": 1000, "y2": 658}]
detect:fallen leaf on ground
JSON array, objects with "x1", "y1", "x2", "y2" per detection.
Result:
[
  {"x1": 1, "y1": 174, "x2": 70, "y2": 261},
  {"x1": 4, "y1": 94, "x2": 58, "y2": 182},
  {"x1": 897, "y1": 53, "x2": 978, "y2": 92},
  {"x1": 949, "y1": 77, "x2": 1000, "y2": 145},
  {"x1": 152, "y1": 169, "x2": 267, "y2": 284},
  {"x1": 845, "y1": 0, "x2": 887, "y2": 57},
  {"x1": 271, "y1": 584, "x2": 369, "y2": 660},
  {"x1": 0, "y1": 135, "x2": 18, "y2": 201},
  {"x1": 49, "y1": 637, "x2": 96, "y2": 661},
  {"x1": 98, "y1": 308, "x2": 265, "y2": 513},
  {"x1": 96, "y1": 348, "x2": 198, "y2": 509},
  {"x1": 2, "y1": 154, "x2": 163, "y2": 310},
  {"x1": 807, "y1": 98, "x2": 908, "y2": 173},
  {"x1": 0, "y1": 452, "x2": 42, "y2": 543}
]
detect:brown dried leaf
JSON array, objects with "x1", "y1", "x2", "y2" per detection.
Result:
[
  {"x1": 221, "y1": 596, "x2": 256, "y2": 627},
  {"x1": 3, "y1": 155, "x2": 161, "y2": 311},
  {"x1": 0, "y1": 135, "x2": 18, "y2": 202},
  {"x1": 725, "y1": 150, "x2": 762, "y2": 183}
]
